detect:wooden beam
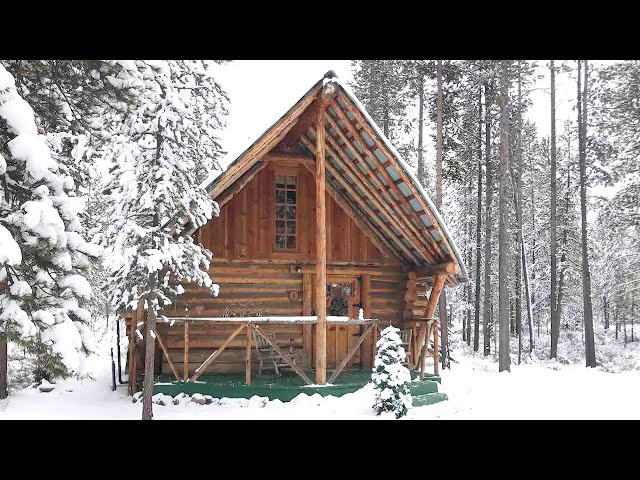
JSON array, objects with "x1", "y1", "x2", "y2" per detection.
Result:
[
  {"x1": 301, "y1": 134, "x2": 419, "y2": 263},
  {"x1": 419, "y1": 320, "x2": 435, "y2": 379},
  {"x1": 414, "y1": 274, "x2": 446, "y2": 371},
  {"x1": 433, "y1": 320, "x2": 440, "y2": 376},
  {"x1": 155, "y1": 330, "x2": 180, "y2": 382},
  {"x1": 302, "y1": 273, "x2": 313, "y2": 366},
  {"x1": 245, "y1": 323, "x2": 252, "y2": 385},
  {"x1": 335, "y1": 93, "x2": 457, "y2": 263},
  {"x1": 209, "y1": 83, "x2": 322, "y2": 199},
  {"x1": 328, "y1": 323, "x2": 376, "y2": 384},
  {"x1": 183, "y1": 321, "x2": 189, "y2": 381},
  {"x1": 262, "y1": 153, "x2": 314, "y2": 167},
  {"x1": 315, "y1": 107, "x2": 328, "y2": 385},
  {"x1": 190, "y1": 323, "x2": 246, "y2": 382},
  {"x1": 280, "y1": 80, "x2": 339, "y2": 149},
  {"x1": 416, "y1": 261, "x2": 459, "y2": 278},
  {"x1": 253, "y1": 325, "x2": 313, "y2": 385},
  {"x1": 323, "y1": 112, "x2": 440, "y2": 263},
  {"x1": 215, "y1": 159, "x2": 270, "y2": 208}
]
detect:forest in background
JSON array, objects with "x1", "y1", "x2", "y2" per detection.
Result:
[
  {"x1": 349, "y1": 60, "x2": 640, "y2": 372},
  {"x1": 1, "y1": 60, "x2": 639, "y2": 406}
]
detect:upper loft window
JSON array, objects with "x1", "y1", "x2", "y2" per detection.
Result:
[{"x1": 275, "y1": 174, "x2": 297, "y2": 250}]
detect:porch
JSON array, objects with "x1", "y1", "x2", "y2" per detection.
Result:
[
  {"x1": 152, "y1": 370, "x2": 446, "y2": 405},
  {"x1": 137, "y1": 314, "x2": 443, "y2": 403}
]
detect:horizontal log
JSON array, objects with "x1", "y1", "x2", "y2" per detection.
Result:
[{"x1": 416, "y1": 261, "x2": 458, "y2": 278}]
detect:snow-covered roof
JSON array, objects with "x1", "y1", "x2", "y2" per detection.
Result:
[{"x1": 200, "y1": 71, "x2": 468, "y2": 286}]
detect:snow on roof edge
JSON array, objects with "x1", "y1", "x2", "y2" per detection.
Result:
[
  {"x1": 200, "y1": 77, "x2": 325, "y2": 193},
  {"x1": 336, "y1": 79, "x2": 469, "y2": 283}
]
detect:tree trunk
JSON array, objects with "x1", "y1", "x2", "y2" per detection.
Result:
[
  {"x1": 632, "y1": 291, "x2": 635, "y2": 342},
  {"x1": 603, "y1": 296, "x2": 609, "y2": 330},
  {"x1": 473, "y1": 82, "x2": 483, "y2": 352},
  {"x1": 417, "y1": 74, "x2": 426, "y2": 187},
  {"x1": 141, "y1": 273, "x2": 158, "y2": 420},
  {"x1": 0, "y1": 335, "x2": 7, "y2": 399},
  {"x1": 556, "y1": 156, "x2": 572, "y2": 346},
  {"x1": 435, "y1": 59, "x2": 449, "y2": 369},
  {"x1": 578, "y1": 60, "x2": 597, "y2": 368},
  {"x1": 522, "y1": 226, "x2": 534, "y2": 354},
  {"x1": 483, "y1": 79, "x2": 493, "y2": 357},
  {"x1": 498, "y1": 60, "x2": 511, "y2": 373},
  {"x1": 615, "y1": 305, "x2": 619, "y2": 340},
  {"x1": 530, "y1": 155, "x2": 538, "y2": 339},
  {"x1": 550, "y1": 59, "x2": 559, "y2": 360},
  {"x1": 516, "y1": 61, "x2": 523, "y2": 365}
]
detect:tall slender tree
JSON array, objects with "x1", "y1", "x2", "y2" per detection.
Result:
[
  {"x1": 482, "y1": 75, "x2": 494, "y2": 357},
  {"x1": 578, "y1": 60, "x2": 596, "y2": 367},
  {"x1": 550, "y1": 60, "x2": 560, "y2": 360},
  {"x1": 497, "y1": 61, "x2": 511, "y2": 372}
]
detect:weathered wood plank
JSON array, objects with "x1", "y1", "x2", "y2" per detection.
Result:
[
  {"x1": 253, "y1": 325, "x2": 313, "y2": 385},
  {"x1": 328, "y1": 323, "x2": 376, "y2": 383},
  {"x1": 190, "y1": 323, "x2": 247, "y2": 382}
]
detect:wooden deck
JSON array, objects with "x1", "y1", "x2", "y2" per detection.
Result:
[{"x1": 153, "y1": 370, "x2": 445, "y2": 403}]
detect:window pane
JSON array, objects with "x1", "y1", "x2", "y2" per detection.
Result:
[
  {"x1": 286, "y1": 235, "x2": 296, "y2": 249},
  {"x1": 276, "y1": 175, "x2": 285, "y2": 188},
  {"x1": 276, "y1": 189, "x2": 285, "y2": 204},
  {"x1": 286, "y1": 221, "x2": 296, "y2": 234},
  {"x1": 286, "y1": 206, "x2": 296, "y2": 219},
  {"x1": 276, "y1": 220, "x2": 285, "y2": 234},
  {"x1": 286, "y1": 176, "x2": 296, "y2": 187},
  {"x1": 276, "y1": 205, "x2": 285, "y2": 219},
  {"x1": 275, "y1": 235, "x2": 285, "y2": 249},
  {"x1": 286, "y1": 190, "x2": 296, "y2": 205}
]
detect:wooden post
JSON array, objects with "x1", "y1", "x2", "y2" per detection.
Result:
[
  {"x1": 245, "y1": 323, "x2": 252, "y2": 385},
  {"x1": 315, "y1": 106, "x2": 327, "y2": 385},
  {"x1": 303, "y1": 273, "x2": 313, "y2": 367},
  {"x1": 361, "y1": 274, "x2": 373, "y2": 368},
  {"x1": 433, "y1": 321, "x2": 440, "y2": 376},
  {"x1": 415, "y1": 274, "x2": 446, "y2": 371},
  {"x1": 155, "y1": 330, "x2": 180, "y2": 382},
  {"x1": 183, "y1": 321, "x2": 189, "y2": 381}
]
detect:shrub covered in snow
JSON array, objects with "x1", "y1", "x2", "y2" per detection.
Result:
[{"x1": 372, "y1": 325, "x2": 412, "y2": 418}]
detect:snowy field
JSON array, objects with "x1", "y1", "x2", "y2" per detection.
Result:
[{"x1": 2, "y1": 340, "x2": 639, "y2": 420}]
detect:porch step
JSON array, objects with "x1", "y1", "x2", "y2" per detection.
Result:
[
  {"x1": 408, "y1": 380, "x2": 439, "y2": 395},
  {"x1": 411, "y1": 372, "x2": 441, "y2": 384},
  {"x1": 412, "y1": 392, "x2": 448, "y2": 407}
]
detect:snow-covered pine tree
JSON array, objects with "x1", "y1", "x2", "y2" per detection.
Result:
[
  {"x1": 0, "y1": 64, "x2": 101, "y2": 396},
  {"x1": 101, "y1": 60, "x2": 227, "y2": 420},
  {"x1": 372, "y1": 325, "x2": 412, "y2": 419}
]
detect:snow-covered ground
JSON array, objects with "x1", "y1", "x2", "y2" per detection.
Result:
[{"x1": 2, "y1": 340, "x2": 639, "y2": 420}]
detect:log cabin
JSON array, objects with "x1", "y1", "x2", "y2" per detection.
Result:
[{"x1": 125, "y1": 70, "x2": 468, "y2": 394}]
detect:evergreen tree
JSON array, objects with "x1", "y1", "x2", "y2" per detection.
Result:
[
  {"x1": 372, "y1": 325, "x2": 412, "y2": 419},
  {"x1": 0, "y1": 64, "x2": 101, "y2": 397},
  {"x1": 101, "y1": 60, "x2": 228, "y2": 420}
]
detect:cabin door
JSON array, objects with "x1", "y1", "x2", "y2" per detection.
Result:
[{"x1": 325, "y1": 276, "x2": 362, "y2": 370}]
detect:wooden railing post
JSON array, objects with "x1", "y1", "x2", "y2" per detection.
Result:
[
  {"x1": 183, "y1": 321, "x2": 189, "y2": 382},
  {"x1": 245, "y1": 323, "x2": 252, "y2": 385},
  {"x1": 433, "y1": 320, "x2": 440, "y2": 376}
]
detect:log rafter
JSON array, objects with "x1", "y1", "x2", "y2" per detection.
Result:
[
  {"x1": 323, "y1": 111, "x2": 442, "y2": 262},
  {"x1": 299, "y1": 134, "x2": 420, "y2": 264},
  {"x1": 335, "y1": 93, "x2": 457, "y2": 263}
]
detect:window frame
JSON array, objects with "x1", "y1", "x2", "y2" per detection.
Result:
[{"x1": 272, "y1": 168, "x2": 299, "y2": 253}]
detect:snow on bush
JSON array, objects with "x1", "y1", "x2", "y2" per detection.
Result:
[
  {"x1": 0, "y1": 63, "x2": 101, "y2": 378},
  {"x1": 372, "y1": 325, "x2": 412, "y2": 419}
]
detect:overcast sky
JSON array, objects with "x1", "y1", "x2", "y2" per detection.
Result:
[{"x1": 214, "y1": 60, "x2": 604, "y2": 170}]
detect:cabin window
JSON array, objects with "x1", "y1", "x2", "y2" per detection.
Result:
[{"x1": 275, "y1": 174, "x2": 297, "y2": 250}]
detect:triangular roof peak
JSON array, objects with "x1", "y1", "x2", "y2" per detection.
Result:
[{"x1": 199, "y1": 72, "x2": 468, "y2": 286}]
